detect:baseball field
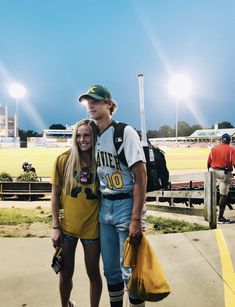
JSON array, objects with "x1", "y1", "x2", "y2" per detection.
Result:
[{"x1": 0, "y1": 146, "x2": 210, "y2": 177}]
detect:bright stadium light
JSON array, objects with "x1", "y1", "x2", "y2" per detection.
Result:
[
  {"x1": 9, "y1": 83, "x2": 26, "y2": 99},
  {"x1": 9, "y1": 83, "x2": 26, "y2": 138},
  {"x1": 169, "y1": 74, "x2": 192, "y2": 100},
  {"x1": 168, "y1": 74, "x2": 192, "y2": 144}
]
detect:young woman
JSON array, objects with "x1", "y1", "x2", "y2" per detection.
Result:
[{"x1": 51, "y1": 119, "x2": 102, "y2": 307}]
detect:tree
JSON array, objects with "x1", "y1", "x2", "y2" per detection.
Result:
[
  {"x1": 177, "y1": 121, "x2": 192, "y2": 136},
  {"x1": 147, "y1": 130, "x2": 159, "y2": 138},
  {"x1": 158, "y1": 125, "x2": 173, "y2": 137},
  {"x1": 218, "y1": 121, "x2": 234, "y2": 129},
  {"x1": 49, "y1": 123, "x2": 66, "y2": 130},
  {"x1": 189, "y1": 124, "x2": 203, "y2": 135},
  {"x1": 19, "y1": 129, "x2": 41, "y2": 142}
]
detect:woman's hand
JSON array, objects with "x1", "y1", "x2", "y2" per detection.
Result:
[{"x1": 51, "y1": 228, "x2": 62, "y2": 248}]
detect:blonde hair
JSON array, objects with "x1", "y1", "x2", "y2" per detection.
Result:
[
  {"x1": 62, "y1": 119, "x2": 97, "y2": 194},
  {"x1": 103, "y1": 98, "x2": 117, "y2": 115}
]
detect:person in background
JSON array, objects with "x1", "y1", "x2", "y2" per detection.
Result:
[
  {"x1": 207, "y1": 133, "x2": 235, "y2": 224},
  {"x1": 22, "y1": 161, "x2": 29, "y2": 172},
  {"x1": 51, "y1": 119, "x2": 102, "y2": 307},
  {"x1": 79, "y1": 85, "x2": 147, "y2": 307},
  {"x1": 22, "y1": 161, "x2": 36, "y2": 173},
  {"x1": 27, "y1": 163, "x2": 36, "y2": 173}
]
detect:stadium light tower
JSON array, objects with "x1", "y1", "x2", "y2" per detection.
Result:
[
  {"x1": 168, "y1": 74, "x2": 192, "y2": 144},
  {"x1": 9, "y1": 83, "x2": 26, "y2": 138},
  {"x1": 138, "y1": 74, "x2": 148, "y2": 146}
]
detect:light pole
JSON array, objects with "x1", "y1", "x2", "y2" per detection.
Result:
[
  {"x1": 138, "y1": 74, "x2": 148, "y2": 146},
  {"x1": 168, "y1": 74, "x2": 192, "y2": 144},
  {"x1": 8, "y1": 83, "x2": 26, "y2": 138}
]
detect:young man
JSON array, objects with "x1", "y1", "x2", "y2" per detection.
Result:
[
  {"x1": 207, "y1": 133, "x2": 235, "y2": 224},
  {"x1": 79, "y1": 84, "x2": 147, "y2": 307}
]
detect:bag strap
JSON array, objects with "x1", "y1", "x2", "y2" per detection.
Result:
[{"x1": 112, "y1": 121, "x2": 128, "y2": 166}]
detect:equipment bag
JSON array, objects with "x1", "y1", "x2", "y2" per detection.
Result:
[
  {"x1": 124, "y1": 234, "x2": 171, "y2": 302},
  {"x1": 113, "y1": 121, "x2": 169, "y2": 192}
]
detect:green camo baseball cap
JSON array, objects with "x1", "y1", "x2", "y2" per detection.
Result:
[{"x1": 79, "y1": 84, "x2": 112, "y2": 102}]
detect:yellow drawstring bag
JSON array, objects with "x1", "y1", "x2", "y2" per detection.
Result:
[{"x1": 124, "y1": 234, "x2": 171, "y2": 302}]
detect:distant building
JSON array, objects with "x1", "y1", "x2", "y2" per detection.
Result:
[
  {"x1": 27, "y1": 125, "x2": 75, "y2": 148},
  {"x1": 190, "y1": 128, "x2": 235, "y2": 142},
  {"x1": 149, "y1": 128, "x2": 235, "y2": 148},
  {"x1": 42, "y1": 128, "x2": 74, "y2": 138},
  {"x1": 0, "y1": 104, "x2": 17, "y2": 137},
  {"x1": 0, "y1": 104, "x2": 20, "y2": 148}
]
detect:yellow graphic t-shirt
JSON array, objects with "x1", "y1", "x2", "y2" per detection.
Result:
[{"x1": 51, "y1": 151, "x2": 100, "y2": 239}]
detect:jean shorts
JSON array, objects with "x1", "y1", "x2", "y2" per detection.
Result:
[{"x1": 62, "y1": 233, "x2": 99, "y2": 246}]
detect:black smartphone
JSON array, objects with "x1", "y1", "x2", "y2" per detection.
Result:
[{"x1": 51, "y1": 247, "x2": 63, "y2": 274}]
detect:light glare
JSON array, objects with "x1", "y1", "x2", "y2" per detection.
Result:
[
  {"x1": 9, "y1": 83, "x2": 26, "y2": 99},
  {"x1": 79, "y1": 98, "x2": 88, "y2": 106},
  {"x1": 169, "y1": 74, "x2": 192, "y2": 100}
]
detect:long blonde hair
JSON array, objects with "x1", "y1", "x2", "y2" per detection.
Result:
[{"x1": 62, "y1": 119, "x2": 97, "y2": 194}]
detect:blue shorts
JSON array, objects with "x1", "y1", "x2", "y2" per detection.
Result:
[{"x1": 62, "y1": 233, "x2": 99, "y2": 246}]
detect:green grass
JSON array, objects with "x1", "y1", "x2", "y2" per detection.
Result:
[
  {"x1": 165, "y1": 147, "x2": 210, "y2": 170},
  {"x1": 146, "y1": 215, "x2": 209, "y2": 234},
  {"x1": 0, "y1": 209, "x2": 208, "y2": 234},
  {"x1": 0, "y1": 147, "x2": 67, "y2": 176},
  {"x1": 0, "y1": 146, "x2": 210, "y2": 177},
  {"x1": 0, "y1": 207, "x2": 52, "y2": 225}
]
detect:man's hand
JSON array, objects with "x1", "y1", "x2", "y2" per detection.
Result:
[{"x1": 129, "y1": 220, "x2": 143, "y2": 244}]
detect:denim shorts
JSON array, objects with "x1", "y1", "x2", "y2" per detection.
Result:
[{"x1": 62, "y1": 233, "x2": 99, "y2": 246}]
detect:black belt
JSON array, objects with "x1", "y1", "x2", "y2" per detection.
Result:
[
  {"x1": 102, "y1": 193, "x2": 132, "y2": 200},
  {"x1": 212, "y1": 167, "x2": 225, "y2": 171},
  {"x1": 213, "y1": 167, "x2": 231, "y2": 171}
]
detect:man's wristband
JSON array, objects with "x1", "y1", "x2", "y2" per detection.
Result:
[
  {"x1": 131, "y1": 218, "x2": 141, "y2": 222},
  {"x1": 52, "y1": 226, "x2": 61, "y2": 230}
]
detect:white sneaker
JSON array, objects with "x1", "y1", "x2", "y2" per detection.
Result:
[{"x1": 218, "y1": 217, "x2": 230, "y2": 224}]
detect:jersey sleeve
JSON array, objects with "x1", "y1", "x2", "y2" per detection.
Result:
[
  {"x1": 50, "y1": 158, "x2": 60, "y2": 185},
  {"x1": 123, "y1": 125, "x2": 146, "y2": 167}
]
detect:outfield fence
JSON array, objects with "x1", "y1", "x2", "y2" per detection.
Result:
[
  {"x1": 0, "y1": 181, "x2": 52, "y2": 201},
  {"x1": 146, "y1": 172, "x2": 218, "y2": 229},
  {"x1": 0, "y1": 172, "x2": 219, "y2": 229}
]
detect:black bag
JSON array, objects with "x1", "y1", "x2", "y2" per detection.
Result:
[{"x1": 113, "y1": 122, "x2": 169, "y2": 192}]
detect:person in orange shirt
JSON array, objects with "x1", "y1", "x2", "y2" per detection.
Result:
[{"x1": 207, "y1": 133, "x2": 235, "y2": 224}]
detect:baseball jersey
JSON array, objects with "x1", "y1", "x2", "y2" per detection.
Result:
[
  {"x1": 208, "y1": 143, "x2": 235, "y2": 170},
  {"x1": 96, "y1": 122, "x2": 146, "y2": 195},
  {"x1": 51, "y1": 151, "x2": 100, "y2": 239}
]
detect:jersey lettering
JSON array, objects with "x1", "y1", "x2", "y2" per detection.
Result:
[
  {"x1": 105, "y1": 172, "x2": 124, "y2": 189},
  {"x1": 96, "y1": 150, "x2": 122, "y2": 171},
  {"x1": 70, "y1": 171, "x2": 97, "y2": 199},
  {"x1": 71, "y1": 186, "x2": 82, "y2": 198}
]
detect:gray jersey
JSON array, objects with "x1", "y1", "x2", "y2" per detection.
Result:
[{"x1": 96, "y1": 123, "x2": 146, "y2": 195}]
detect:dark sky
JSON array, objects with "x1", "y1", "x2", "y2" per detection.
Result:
[{"x1": 0, "y1": 0, "x2": 235, "y2": 132}]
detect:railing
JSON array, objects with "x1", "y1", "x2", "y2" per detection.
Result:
[
  {"x1": 146, "y1": 172, "x2": 217, "y2": 229},
  {"x1": 0, "y1": 173, "x2": 218, "y2": 228},
  {"x1": 0, "y1": 181, "x2": 52, "y2": 201}
]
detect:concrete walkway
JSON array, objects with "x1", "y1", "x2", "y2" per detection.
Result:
[
  {"x1": 1, "y1": 200, "x2": 235, "y2": 306},
  {"x1": 0, "y1": 225, "x2": 235, "y2": 307}
]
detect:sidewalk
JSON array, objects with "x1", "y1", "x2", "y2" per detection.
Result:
[
  {"x1": 1, "y1": 200, "x2": 235, "y2": 306},
  {"x1": 0, "y1": 227, "x2": 235, "y2": 307}
]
